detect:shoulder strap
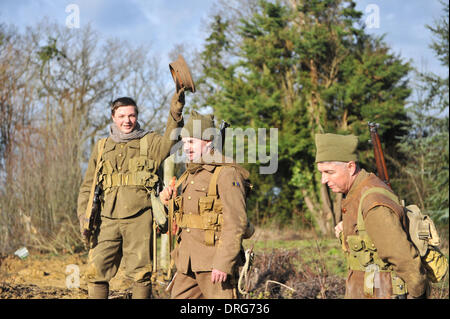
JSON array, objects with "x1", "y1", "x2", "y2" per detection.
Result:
[
  {"x1": 139, "y1": 135, "x2": 148, "y2": 157},
  {"x1": 357, "y1": 187, "x2": 399, "y2": 233},
  {"x1": 207, "y1": 166, "x2": 224, "y2": 197},
  {"x1": 97, "y1": 138, "x2": 107, "y2": 158},
  {"x1": 174, "y1": 170, "x2": 189, "y2": 190}
]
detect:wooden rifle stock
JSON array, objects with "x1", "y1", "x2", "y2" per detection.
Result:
[{"x1": 368, "y1": 122, "x2": 391, "y2": 189}]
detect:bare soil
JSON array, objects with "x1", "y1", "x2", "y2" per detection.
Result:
[
  {"x1": 0, "y1": 250, "x2": 170, "y2": 299},
  {"x1": 1, "y1": 240, "x2": 447, "y2": 299}
]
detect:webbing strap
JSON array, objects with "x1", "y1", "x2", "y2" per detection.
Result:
[
  {"x1": 207, "y1": 166, "x2": 224, "y2": 196},
  {"x1": 174, "y1": 170, "x2": 189, "y2": 189},
  {"x1": 357, "y1": 187, "x2": 399, "y2": 233},
  {"x1": 139, "y1": 135, "x2": 148, "y2": 157}
]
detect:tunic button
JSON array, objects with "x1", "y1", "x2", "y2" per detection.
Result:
[
  {"x1": 118, "y1": 153, "x2": 122, "y2": 157},
  {"x1": 186, "y1": 228, "x2": 190, "y2": 233},
  {"x1": 188, "y1": 196, "x2": 191, "y2": 200},
  {"x1": 202, "y1": 187, "x2": 205, "y2": 191},
  {"x1": 190, "y1": 181, "x2": 194, "y2": 184},
  {"x1": 342, "y1": 208, "x2": 347, "y2": 214}
]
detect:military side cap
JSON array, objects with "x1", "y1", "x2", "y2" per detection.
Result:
[
  {"x1": 169, "y1": 54, "x2": 196, "y2": 93},
  {"x1": 181, "y1": 110, "x2": 216, "y2": 140},
  {"x1": 315, "y1": 133, "x2": 358, "y2": 163}
]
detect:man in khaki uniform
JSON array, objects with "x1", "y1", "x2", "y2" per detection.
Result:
[
  {"x1": 160, "y1": 110, "x2": 253, "y2": 299},
  {"x1": 315, "y1": 133, "x2": 428, "y2": 299},
  {"x1": 77, "y1": 90, "x2": 185, "y2": 298}
]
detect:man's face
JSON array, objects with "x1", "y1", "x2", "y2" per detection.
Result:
[
  {"x1": 182, "y1": 137, "x2": 212, "y2": 162},
  {"x1": 112, "y1": 105, "x2": 137, "y2": 134},
  {"x1": 317, "y1": 161, "x2": 354, "y2": 194}
]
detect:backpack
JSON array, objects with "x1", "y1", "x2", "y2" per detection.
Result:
[
  {"x1": 360, "y1": 187, "x2": 448, "y2": 283},
  {"x1": 403, "y1": 203, "x2": 448, "y2": 283}
]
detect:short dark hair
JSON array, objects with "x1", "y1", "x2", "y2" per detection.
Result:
[{"x1": 111, "y1": 97, "x2": 139, "y2": 116}]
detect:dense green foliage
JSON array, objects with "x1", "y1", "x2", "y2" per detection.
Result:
[
  {"x1": 395, "y1": 0, "x2": 449, "y2": 223},
  {"x1": 196, "y1": 0, "x2": 413, "y2": 232}
]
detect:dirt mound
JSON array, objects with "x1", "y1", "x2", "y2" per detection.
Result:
[
  {"x1": 0, "y1": 283, "x2": 86, "y2": 299},
  {"x1": 0, "y1": 250, "x2": 170, "y2": 299}
]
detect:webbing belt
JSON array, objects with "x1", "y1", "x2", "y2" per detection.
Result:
[
  {"x1": 177, "y1": 213, "x2": 224, "y2": 229},
  {"x1": 103, "y1": 171, "x2": 158, "y2": 187}
]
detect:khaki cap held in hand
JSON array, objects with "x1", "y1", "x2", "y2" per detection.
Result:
[{"x1": 169, "y1": 54, "x2": 196, "y2": 93}]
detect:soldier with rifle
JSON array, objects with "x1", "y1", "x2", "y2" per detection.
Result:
[
  {"x1": 159, "y1": 110, "x2": 254, "y2": 299},
  {"x1": 314, "y1": 131, "x2": 429, "y2": 299},
  {"x1": 77, "y1": 91, "x2": 185, "y2": 299}
]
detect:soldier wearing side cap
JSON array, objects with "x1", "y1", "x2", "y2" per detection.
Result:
[
  {"x1": 160, "y1": 110, "x2": 254, "y2": 299},
  {"x1": 314, "y1": 133, "x2": 429, "y2": 299},
  {"x1": 77, "y1": 90, "x2": 185, "y2": 299}
]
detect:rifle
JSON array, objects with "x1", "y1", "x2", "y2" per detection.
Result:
[
  {"x1": 166, "y1": 176, "x2": 177, "y2": 281},
  {"x1": 82, "y1": 138, "x2": 106, "y2": 249},
  {"x1": 218, "y1": 120, "x2": 230, "y2": 153},
  {"x1": 82, "y1": 184, "x2": 102, "y2": 248},
  {"x1": 368, "y1": 122, "x2": 391, "y2": 189}
]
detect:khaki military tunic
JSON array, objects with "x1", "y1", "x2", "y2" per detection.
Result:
[
  {"x1": 170, "y1": 164, "x2": 248, "y2": 299},
  {"x1": 77, "y1": 112, "x2": 182, "y2": 284},
  {"x1": 341, "y1": 169, "x2": 428, "y2": 298}
]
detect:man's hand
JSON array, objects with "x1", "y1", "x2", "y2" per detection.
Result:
[
  {"x1": 211, "y1": 269, "x2": 227, "y2": 284},
  {"x1": 160, "y1": 186, "x2": 174, "y2": 206},
  {"x1": 335, "y1": 221, "x2": 343, "y2": 239}
]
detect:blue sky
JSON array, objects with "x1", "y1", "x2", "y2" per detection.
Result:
[{"x1": 0, "y1": 0, "x2": 447, "y2": 78}]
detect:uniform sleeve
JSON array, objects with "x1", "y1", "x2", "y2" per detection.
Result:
[
  {"x1": 212, "y1": 167, "x2": 248, "y2": 274},
  {"x1": 147, "y1": 111, "x2": 183, "y2": 167},
  {"x1": 364, "y1": 206, "x2": 428, "y2": 298},
  {"x1": 76, "y1": 140, "x2": 99, "y2": 231}
]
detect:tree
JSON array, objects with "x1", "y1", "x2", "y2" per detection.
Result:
[
  {"x1": 0, "y1": 20, "x2": 172, "y2": 253},
  {"x1": 395, "y1": 0, "x2": 449, "y2": 224},
  {"x1": 196, "y1": 0, "x2": 411, "y2": 234}
]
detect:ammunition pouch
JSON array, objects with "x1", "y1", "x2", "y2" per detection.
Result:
[
  {"x1": 171, "y1": 165, "x2": 254, "y2": 247},
  {"x1": 346, "y1": 234, "x2": 407, "y2": 297},
  {"x1": 101, "y1": 169, "x2": 159, "y2": 190},
  {"x1": 99, "y1": 136, "x2": 159, "y2": 191},
  {"x1": 171, "y1": 167, "x2": 225, "y2": 246},
  {"x1": 174, "y1": 194, "x2": 224, "y2": 246},
  {"x1": 344, "y1": 187, "x2": 409, "y2": 298}
]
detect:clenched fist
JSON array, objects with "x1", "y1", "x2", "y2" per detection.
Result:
[{"x1": 160, "y1": 186, "x2": 174, "y2": 206}]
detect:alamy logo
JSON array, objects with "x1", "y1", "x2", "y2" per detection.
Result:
[
  {"x1": 169, "y1": 121, "x2": 278, "y2": 174},
  {"x1": 365, "y1": 4, "x2": 380, "y2": 29},
  {"x1": 65, "y1": 4, "x2": 80, "y2": 29},
  {"x1": 65, "y1": 264, "x2": 80, "y2": 288}
]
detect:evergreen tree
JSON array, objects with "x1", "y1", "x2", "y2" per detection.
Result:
[
  {"x1": 396, "y1": 0, "x2": 449, "y2": 224},
  {"x1": 197, "y1": 0, "x2": 412, "y2": 233}
]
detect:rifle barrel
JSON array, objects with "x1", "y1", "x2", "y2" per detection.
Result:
[{"x1": 368, "y1": 122, "x2": 391, "y2": 188}]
